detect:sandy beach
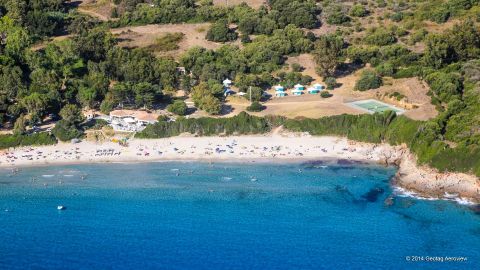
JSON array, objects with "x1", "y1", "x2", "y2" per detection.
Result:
[{"x1": 1, "y1": 133, "x2": 479, "y2": 204}]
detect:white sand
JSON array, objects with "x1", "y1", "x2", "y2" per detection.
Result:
[
  {"x1": 0, "y1": 135, "x2": 400, "y2": 166},
  {"x1": 1, "y1": 133, "x2": 478, "y2": 203}
]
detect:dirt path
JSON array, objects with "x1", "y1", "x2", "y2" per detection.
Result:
[
  {"x1": 77, "y1": 7, "x2": 110, "y2": 21},
  {"x1": 75, "y1": 0, "x2": 113, "y2": 21}
]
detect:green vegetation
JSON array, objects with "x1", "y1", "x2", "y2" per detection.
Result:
[
  {"x1": 190, "y1": 81, "x2": 223, "y2": 115},
  {"x1": 180, "y1": 25, "x2": 313, "y2": 81},
  {"x1": 206, "y1": 19, "x2": 237, "y2": 42},
  {"x1": 364, "y1": 27, "x2": 397, "y2": 46},
  {"x1": 167, "y1": 100, "x2": 188, "y2": 116},
  {"x1": 277, "y1": 72, "x2": 313, "y2": 89},
  {"x1": 350, "y1": 4, "x2": 369, "y2": 17},
  {"x1": 320, "y1": 91, "x2": 333, "y2": 98},
  {"x1": 291, "y1": 63, "x2": 303, "y2": 72},
  {"x1": 149, "y1": 33, "x2": 185, "y2": 51},
  {"x1": 313, "y1": 34, "x2": 345, "y2": 77},
  {"x1": 246, "y1": 101, "x2": 265, "y2": 112},
  {"x1": 389, "y1": 92, "x2": 406, "y2": 101},
  {"x1": 0, "y1": 133, "x2": 57, "y2": 150},
  {"x1": 324, "y1": 77, "x2": 338, "y2": 90},
  {"x1": 284, "y1": 111, "x2": 480, "y2": 176},
  {"x1": 114, "y1": 0, "x2": 319, "y2": 34},
  {"x1": 0, "y1": 0, "x2": 66, "y2": 38},
  {"x1": 136, "y1": 112, "x2": 271, "y2": 138},
  {"x1": 1, "y1": 0, "x2": 480, "y2": 178},
  {"x1": 324, "y1": 4, "x2": 351, "y2": 25},
  {"x1": 284, "y1": 111, "x2": 399, "y2": 143},
  {"x1": 52, "y1": 104, "x2": 85, "y2": 141},
  {"x1": 355, "y1": 70, "x2": 383, "y2": 91}
]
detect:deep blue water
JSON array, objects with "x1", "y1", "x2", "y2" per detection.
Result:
[{"x1": 0, "y1": 161, "x2": 479, "y2": 270}]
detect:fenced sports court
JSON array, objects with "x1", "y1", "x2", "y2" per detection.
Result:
[{"x1": 346, "y1": 99, "x2": 405, "y2": 114}]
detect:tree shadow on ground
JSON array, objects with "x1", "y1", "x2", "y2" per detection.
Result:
[{"x1": 334, "y1": 62, "x2": 364, "y2": 78}]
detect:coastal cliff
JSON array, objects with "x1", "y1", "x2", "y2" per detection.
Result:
[{"x1": 393, "y1": 149, "x2": 480, "y2": 204}]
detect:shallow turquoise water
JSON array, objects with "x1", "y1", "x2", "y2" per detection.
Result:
[{"x1": 0, "y1": 161, "x2": 478, "y2": 269}]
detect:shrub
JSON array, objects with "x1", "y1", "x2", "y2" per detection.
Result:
[
  {"x1": 429, "y1": 6, "x2": 450, "y2": 23},
  {"x1": 87, "y1": 119, "x2": 109, "y2": 130},
  {"x1": 149, "y1": 33, "x2": 185, "y2": 52},
  {"x1": 206, "y1": 19, "x2": 238, "y2": 42},
  {"x1": 320, "y1": 91, "x2": 333, "y2": 98},
  {"x1": 246, "y1": 87, "x2": 264, "y2": 102},
  {"x1": 375, "y1": 62, "x2": 395, "y2": 77},
  {"x1": 111, "y1": 7, "x2": 119, "y2": 18},
  {"x1": 447, "y1": 0, "x2": 475, "y2": 13},
  {"x1": 52, "y1": 120, "x2": 83, "y2": 142},
  {"x1": 355, "y1": 70, "x2": 383, "y2": 91},
  {"x1": 291, "y1": 63, "x2": 304, "y2": 72},
  {"x1": 100, "y1": 97, "x2": 115, "y2": 114},
  {"x1": 167, "y1": 100, "x2": 188, "y2": 116},
  {"x1": 0, "y1": 133, "x2": 57, "y2": 150},
  {"x1": 137, "y1": 112, "x2": 271, "y2": 138},
  {"x1": 350, "y1": 4, "x2": 369, "y2": 17},
  {"x1": 393, "y1": 66, "x2": 422, "y2": 78},
  {"x1": 283, "y1": 111, "x2": 398, "y2": 143},
  {"x1": 325, "y1": 5, "x2": 351, "y2": 25},
  {"x1": 240, "y1": 34, "x2": 251, "y2": 43},
  {"x1": 199, "y1": 95, "x2": 222, "y2": 115},
  {"x1": 13, "y1": 115, "x2": 27, "y2": 135},
  {"x1": 364, "y1": 28, "x2": 397, "y2": 46},
  {"x1": 191, "y1": 82, "x2": 223, "y2": 115},
  {"x1": 324, "y1": 77, "x2": 338, "y2": 90},
  {"x1": 376, "y1": 0, "x2": 386, "y2": 8},
  {"x1": 390, "y1": 12, "x2": 404, "y2": 22},
  {"x1": 247, "y1": 101, "x2": 265, "y2": 112},
  {"x1": 389, "y1": 91, "x2": 406, "y2": 101},
  {"x1": 425, "y1": 71, "x2": 463, "y2": 103},
  {"x1": 347, "y1": 46, "x2": 380, "y2": 65},
  {"x1": 409, "y1": 29, "x2": 428, "y2": 44},
  {"x1": 59, "y1": 104, "x2": 85, "y2": 126}
]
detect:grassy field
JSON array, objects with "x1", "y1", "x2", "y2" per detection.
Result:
[{"x1": 111, "y1": 23, "x2": 241, "y2": 58}]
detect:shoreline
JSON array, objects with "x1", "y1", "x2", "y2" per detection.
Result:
[{"x1": 1, "y1": 134, "x2": 479, "y2": 204}]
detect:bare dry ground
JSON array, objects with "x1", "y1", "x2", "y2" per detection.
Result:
[
  {"x1": 212, "y1": 0, "x2": 266, "y2": 9},
  {"x1": 75, "y1": 0, "x2": 113, "y2": 21},
  {"x1": 285, "y1": 54, "x2": 322, "y2": 82},
  {"x1": 31, "y1": 35, "x2": 72, "y2": 51},
  {"x1": 111, "y1": 23, "x2": 241, "y2": 58},
  {"x1": 221, "y1": 62, "x2": 437, "y2": 120}
]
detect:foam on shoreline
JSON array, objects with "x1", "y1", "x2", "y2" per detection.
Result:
[{"x1": 392, "y1": 186, "x2": 477, "y2": 206}]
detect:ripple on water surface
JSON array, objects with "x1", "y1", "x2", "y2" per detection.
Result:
[{"x1": 0, "y1": 161, "x2": 478, "y2": 270}]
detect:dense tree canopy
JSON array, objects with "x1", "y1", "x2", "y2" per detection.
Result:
[
  {"x1": 206, "y1": 19, "x2": 238, "y2": 42},
  {"x1": 0, "y1": 0, "x2": 480, "y2": 177},
  {"x1": 313, "y1": 34, "x2": 345, "y2": 77}
]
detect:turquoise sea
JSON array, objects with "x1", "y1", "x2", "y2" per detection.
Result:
[{"x1": 0, "y1": 161, "x2": 479, "y2": 269}]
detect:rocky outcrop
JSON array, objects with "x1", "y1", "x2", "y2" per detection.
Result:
[{"x1": 392, "y1": 149, "x2": 480, "y2": 204}]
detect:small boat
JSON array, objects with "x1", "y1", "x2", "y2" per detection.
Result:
[{"x1": 57, "y1": 205, "x2": 66, "y2": 210}]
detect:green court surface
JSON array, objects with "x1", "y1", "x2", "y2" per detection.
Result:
[{"x1": 348, "y1": 99, "x2": 405, "y2": 114}]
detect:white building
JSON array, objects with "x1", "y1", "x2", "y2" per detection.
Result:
[{"x1": 109, "y1": 110, "x2": 159, "y2": 132}]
